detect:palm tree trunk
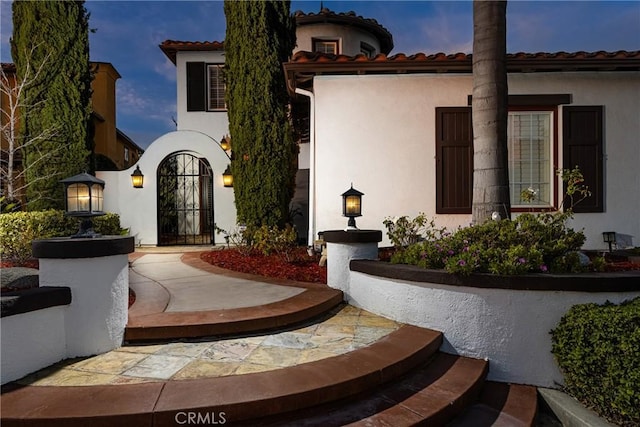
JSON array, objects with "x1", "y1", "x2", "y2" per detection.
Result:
[{"x1": 472, "y1": 0, "x2": 510, "y2": 223}]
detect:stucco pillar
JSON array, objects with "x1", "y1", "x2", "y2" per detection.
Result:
[
  {"x1": 324, "y1": 230, "x2": 382, "y2": 294},
  {"x1": 32, "y1": 236, "x2": 135, "y2": 357}
]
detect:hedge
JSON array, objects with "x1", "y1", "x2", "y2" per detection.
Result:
[
  {"x1": 550, "y1": 297, "x2": 640, "y2": 427},
  {"x1": 0, "y1": 210, "x2": 125, "y2": 263}
]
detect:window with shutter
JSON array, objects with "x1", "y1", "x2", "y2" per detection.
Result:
[
  {"x1": 186, "y1": 62, "x2": 206, "y2": 112},
  {"x1": 562, "y1": 106, "x2": 604, "y2": 213},
  {"x1": 436, "y1": 107, "x2": 473, "y2": 214}
]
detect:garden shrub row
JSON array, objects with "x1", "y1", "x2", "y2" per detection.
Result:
[
  {"x1": 0, "y1": 210, "x2": 124, "y2": 263},
  {"x1": 388, "y1": 212, "x2": 586, "y2": 275},
  {"x1": 551, "y1": 298, "x2": 640, "y2": 427}
]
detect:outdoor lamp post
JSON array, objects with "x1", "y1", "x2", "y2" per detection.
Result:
[
  {"x1": 60, "y1": 172, "x2": 105, "y2": 238},
  {"x1": 342, "y1": 184, "x2": 363, "y2": 230},
  {"x1": 603, "y1": 231, "x2": 616, "y2": 252},
  {"x1": 131, "y1": 165, "x2": 144, "y2": 188},
  {"x1": 222, "y1": 165, "x2": 233, "y2": 187}
]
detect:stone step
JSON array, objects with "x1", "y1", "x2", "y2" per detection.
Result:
[
  {"x1": 251, "y1": 353, "x2": 489, "y2": 426},
  {"x1": 125, "y1": 281, "x2": 343, "y2": 341},
  {"x1": 0, "y1": 325, "x2": 442, "y2": 426},
  {"x1": 448, "y1": 381, "x2": 538, "y2": 427}
]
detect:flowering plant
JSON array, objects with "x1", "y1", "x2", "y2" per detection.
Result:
[{"x1": 391, "y1": 212, "x2": 586, "y2": 275}]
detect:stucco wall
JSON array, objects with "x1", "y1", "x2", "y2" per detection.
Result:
[
  {"x1": 175, "y1": 51, "x2": 229, "y2": 140},
  {"x1": 311, "y1": 72, "x2": 640, "y2": 249},
  {"x1": 295, "y1": 23, "x2": 382, "y2": 56},
  {"x1": 347, "y1": 270, "x2": 640, "y2": 387},
  {"x1": 99, "y1": 130, "x2": 236, "y2": 246}
]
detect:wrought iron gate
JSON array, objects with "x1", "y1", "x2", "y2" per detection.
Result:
[{"x1": 157, "y1": 153, "x2": 214, "y2": 245}]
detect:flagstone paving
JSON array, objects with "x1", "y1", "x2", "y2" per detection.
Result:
[{"x1": 17, "y1": 304, "x2": 401, "y2": 386}]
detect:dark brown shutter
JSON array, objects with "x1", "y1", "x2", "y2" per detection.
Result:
[
  {"x1": 563, "y1": 106, "x2": 603, "y2": 213},
  {"x1": 436, "y1": 107, "x2": 473, "y2": 213},
  {"x1": 186, "y1": 62, "x2": 206, "y2": 112}
]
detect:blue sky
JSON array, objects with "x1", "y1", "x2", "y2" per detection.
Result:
[{"x1": 1, "y1": 0, "x2": 639, "y2": 149}]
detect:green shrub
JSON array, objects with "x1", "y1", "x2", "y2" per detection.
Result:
[
  {"x1": 550, "y1": 298, "x2": 640, "y2": 427},
  {"x1": 0, "y1": 210, "x2": 124, "y2": 263},
  {"x1": 251, "y1": 224, "x2": 297, "y2": 261},
  {"x1": 383, "y1": 213, "x2": 444, "y2": 248},
  {"x1": 391, "y1": 212, "x2": 585, "y2": 275}
]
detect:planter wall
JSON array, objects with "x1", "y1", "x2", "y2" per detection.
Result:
[
  {"x1": 1, "y1": 287, "x2": 71, "y2": 385},
  {"x1": 347, "y1": 260, "x2": 640, "y2": 387}
]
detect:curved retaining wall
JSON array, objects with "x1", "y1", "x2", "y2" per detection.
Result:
[{"x1": 347, "y1": 260, "x2": 640, "y2": 387}]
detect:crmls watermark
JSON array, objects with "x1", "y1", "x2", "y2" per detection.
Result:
[{"x1": 174, "y1": 411, "x2": 227, "y2": 425}]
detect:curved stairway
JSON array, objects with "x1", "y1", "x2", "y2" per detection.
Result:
[{"x1": 1, "y1": 254, "x2": 538, "y2": 426}]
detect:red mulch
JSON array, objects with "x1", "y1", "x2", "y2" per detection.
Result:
[
  {"x1": 1, "y1": 259, "x2": 39, "y2": 269},
  {"x1": 201, "y1": 247, "x2": 327, "y2": 284}
]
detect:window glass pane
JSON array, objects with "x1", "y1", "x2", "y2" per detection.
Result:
[
  {"x1": 508, "y1": 112, "x2": 552, "y2": 206},
  {"x1": 314, "y1": 41, "x2": 337, "y2": 54},
  {"x1": 208, "y1": 65, "x2": 225, "y2": 110}
]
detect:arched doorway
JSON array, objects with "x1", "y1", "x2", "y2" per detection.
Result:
[{"x1": 157, "y1": 152, "x2": 214, "y2": 245}]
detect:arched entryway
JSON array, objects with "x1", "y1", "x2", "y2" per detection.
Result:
[{"x1": 157, "y1": 152, "x2": 214, "y2": 245}]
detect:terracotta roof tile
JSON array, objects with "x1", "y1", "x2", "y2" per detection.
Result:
[
  {"x1": 159, "y1": 40, "x2": 225, "y2": 64},
  {"x1": 285, "y1": 50, "x2": 640, "y2": 94}
]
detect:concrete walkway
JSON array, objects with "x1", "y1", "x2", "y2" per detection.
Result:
[{"x1": 130, "y1": 253, "x2": 305, "y2": 312}]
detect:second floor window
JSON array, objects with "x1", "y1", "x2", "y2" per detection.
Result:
[
  {"x1": 313, "y1": 39, "x2": 339, "y2": 55},
  {"x1": 208, "y1": 64, "x2": 225, "y2": 111},
  {"x1": 186, "y1": 61, "x2": 226, "y2": 112}
]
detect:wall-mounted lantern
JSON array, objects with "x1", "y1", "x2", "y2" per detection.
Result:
[
  {"x1": 131, "y1": 165, "x2": 144, "y2": 188},
  {"x1": 220, "y1": 135, "x2": 231, "y2": 152},
  {"x1": 60, "y1": 172, "x2": 105, "y2": 237},
  {"x1": 602, "y1": 231, "x2": 616, "y2": 252},
  {"x1": 342, "y1": 184, "x2": 363, "y2": 230},
  {"x1": 222, "y1": 165, "x2": 233, "y2": 187}
]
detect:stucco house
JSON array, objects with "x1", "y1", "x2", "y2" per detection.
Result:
[{"x1": 101, "y1": 8, "x2": 640, "y2": 250}]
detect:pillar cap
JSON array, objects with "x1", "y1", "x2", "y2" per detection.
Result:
[
  {"x1": 32, "y1": 236, "x2": 135, "y2": 259},
  {"x1": 323, "y1": 230, "x2": 382, "y2": 244}
]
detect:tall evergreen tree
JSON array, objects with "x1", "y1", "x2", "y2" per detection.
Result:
[
  {"x1": 224, "y1": 0, "x2": 298, "y2": 227},
  {"x1": 11, "y1": 0, "x2": 92, "y2": 210}
]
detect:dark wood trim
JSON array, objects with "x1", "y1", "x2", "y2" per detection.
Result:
[{"x1": 467, "y1": 94, "x2": 572, "y2": 106}]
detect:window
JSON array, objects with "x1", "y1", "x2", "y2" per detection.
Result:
[
  {"x1": 313, "y1": 38, "x2": 339, "y2": 54},
  {"x1": 186, "y1": 62, "x2": 225, "y2": 112},
  {"x1": 124, "y1": 147, "x2": 130, "y2": 162},
  {"x1": 207, "y1": 64, "x2": 225, "y2": 111},
  {"x1": 436, "y1": 104, "x2": 604, "y2": 214},
  {"x1": 508, "y1": 111, "x2": 553, "y2": 207},
  {"x1": 360, "y1": 42, "x2": 376, "y2": 58}
]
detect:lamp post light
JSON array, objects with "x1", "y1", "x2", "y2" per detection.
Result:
[
  {"x1": 342, "y1": 184, "x2": 363, "y2": 231},
  {"x1": 60, "y1": 172, "x2": 105, "y2": 238},
  {"x1": 131, "y1": 165, "x2": 144, "y2": 188},
  {"x1": 602, "y1": 231, "x2": 616, "y2": 253}
]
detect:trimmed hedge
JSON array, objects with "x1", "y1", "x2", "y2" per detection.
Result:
[
  {"x1": 0, "y1": 210, "x2": 125, "y2": 263},
  {"x1": 551, "y1": 297, "x2": 640, "y2": 427}
]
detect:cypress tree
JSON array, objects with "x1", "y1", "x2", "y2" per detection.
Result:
[
  {"x1": 11, "y1": 0, "x2": 92, "y2": 210},
  {"x1": 224, "y1": 0, "x2": 298, "y2": 227}
]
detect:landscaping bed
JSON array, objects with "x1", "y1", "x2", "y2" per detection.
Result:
[{"x1": 201, "y1": 247, "x2": 327, "y2": 283}]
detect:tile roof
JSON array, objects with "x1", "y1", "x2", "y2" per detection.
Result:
[
  {"x1": 160, "y1": 40, "x2": 225, "y2": 65},
  {"x1": 285, "y1": 50, "x2": 640, "y2": 94},
  {"x1": 293, "y1": 8, "x2": 393, "y2": 54}
]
